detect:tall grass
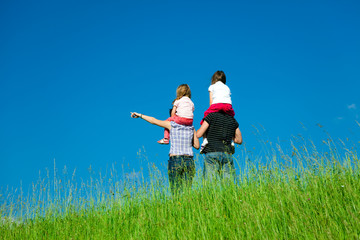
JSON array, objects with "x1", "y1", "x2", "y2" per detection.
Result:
[{"x1": 1, "y1": 137, "x2": 359, "y2": 239}]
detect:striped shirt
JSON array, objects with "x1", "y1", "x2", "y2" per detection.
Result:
[
  {"x1": 203, "y1": 112, "x2": 239, "y2": 154},
  {"x1": 169, "y1": 121, "x2": 194, "y2": 156}
]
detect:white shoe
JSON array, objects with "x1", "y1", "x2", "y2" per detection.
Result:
[
  {"x1": 200, "y1": 138, "x2": 208, "y2": 154},
  {"x1": 231, "y1": 141, "x2": 235, "y2": 154}
]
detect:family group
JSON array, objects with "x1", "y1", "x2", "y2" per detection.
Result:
[{"x1": 131, "y1": 70, "x2": 242, "y2": 194}]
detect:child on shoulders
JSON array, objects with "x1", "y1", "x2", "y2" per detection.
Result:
[
  {"x1": 158, "y1": 84, "x2": 194, "y2": 144},
  {"x1": 200, "y1": 71, "x2": 235, "y2": 152}
]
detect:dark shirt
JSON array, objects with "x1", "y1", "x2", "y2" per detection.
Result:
[{"x1": 203, "y1": 112, "x2": 239, "y2": 154}]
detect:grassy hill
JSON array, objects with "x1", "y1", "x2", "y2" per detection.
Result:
[{"x1": 1, "y1": 142, "x2": 360, "y2": 239}]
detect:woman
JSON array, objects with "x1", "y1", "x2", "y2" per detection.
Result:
[{"x1": 130, "y1": 112, "x2": 200, "y2": 194}]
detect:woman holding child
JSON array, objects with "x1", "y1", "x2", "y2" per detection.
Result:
[{"x1": 131, "y1": 84, "x2": 199, "y2": 194}]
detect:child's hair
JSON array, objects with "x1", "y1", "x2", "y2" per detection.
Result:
[
  {"x1": 211, "y1": 70, "x2": 226, "y2": 84},
  {"x1": 174, "y1": 84, "x2": 191, "y2": 101}
]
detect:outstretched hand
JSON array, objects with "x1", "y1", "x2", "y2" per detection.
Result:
[
  {"x1": 130, "y1": 112, "x2": 140, "y2": 118},
  {"x1": 130, "y1": 112, "x2": 171, "y2": 132}
]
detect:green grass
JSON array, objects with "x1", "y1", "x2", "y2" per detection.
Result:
[{"x1": 1, "y1": 141, "x2": 360, "y2": 239}]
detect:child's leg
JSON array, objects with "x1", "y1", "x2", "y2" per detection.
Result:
[
  {"x1": 158, "y1": 117, "x2": 174, "y2": 144},
  {"x1": 200, "y1": 103, "x2": 224, "y2": 125},
  {"x1": 200, "y1": 117, "x2": 208, "y2": 154},
  {"x1": 164, "y1": 116, "x2": 175, "y2": 139},
  {"x1": 164, "y1": 128, "x2": 170, "y2": 139},
  {"x1": 220, "y1": 104, "x2": 235, "y2": 117},
  {"x1": 173, "y1": 116, "x2": 193, "y2": 126},
  {"x1": 165, "y1": 116, "x2": 192, "y2": 141},
  {"x1": 231, "y1": 138, "x2": 235, "y2": 154},
  {"x1": 200, "y1": 135, "x2": 208, "y2": 154}
]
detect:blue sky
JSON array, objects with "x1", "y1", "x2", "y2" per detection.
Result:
[{"x1": 1, "y1": 0, "x2": 359, "y2": 192}]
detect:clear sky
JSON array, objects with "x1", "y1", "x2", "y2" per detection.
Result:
[{"x1": 1, "y1": 0, "x2": 359, "y2": 192}]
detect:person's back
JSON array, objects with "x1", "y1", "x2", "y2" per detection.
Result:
[
  {"x1": 202, "y1": 112, "x2": 239, "y2": 154},
  {"x1": 209, "y1": 81, "x2": 232, "y2": 105},
  {"x1": 169, "y1": 121, "x2": 195, "y2": 156}
]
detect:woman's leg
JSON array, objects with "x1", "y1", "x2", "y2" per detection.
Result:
[
  {"x1": 168, "y1": 156, "x2": 189, "y2": 195},
  {"x1": 168, "y1": 156, "x2": 180, "y2": 194},
  {"x1": 168, "y1": 156, "x2": 195, "y2": 195},
  {"x1": 182, "y1": 156, "x2": 196, "y2": 190}
]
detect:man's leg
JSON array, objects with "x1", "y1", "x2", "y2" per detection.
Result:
[
  {"x1": 220, "y1": 153, "x2": 235, "y2": 181},
  {"x1": 182, "y1": 156, "x2": 196, "y2": 191},
  {"x1": 203, "y1": 152, "x2": 221, "y2": 182}
]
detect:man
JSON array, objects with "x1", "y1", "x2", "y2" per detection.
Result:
[{"x1": 196, "y1": 112, "x2": 242, "y2": 180}]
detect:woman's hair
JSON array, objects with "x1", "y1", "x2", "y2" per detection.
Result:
[
  {"x1": 175, "y1": 84, "x2": 191, "y2": 101},
  {"x1": 211, "y1": 70, "x2": 226, "y2": 84}
]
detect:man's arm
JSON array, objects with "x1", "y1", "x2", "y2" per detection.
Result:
[
  {"x1": 196, "y1": 121, "x2": 209, "y2": 138},
  {"x1": 233, "y1": 128, "x2": 242, "y2": 144}
]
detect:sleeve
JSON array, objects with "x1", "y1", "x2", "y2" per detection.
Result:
[
  {"x1": 204, "y1": 113, "x2": 213, "y2": 124},
  {"x1": 208, "y1": 84, "x2": 214, "y2": 93},
  {"x1": 234, "y1": 118, "x2": 239, "y2": 129},
  {"x1": 173, "y1": 99, "x2": 180, "y2": 107}
]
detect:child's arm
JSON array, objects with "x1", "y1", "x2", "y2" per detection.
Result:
[
  {"x1": 171, "y1": 106, "x2": 177, "y2": 117},
  {"x1": 209, "y1": 92, "x2": 213, "y2": 106}
]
